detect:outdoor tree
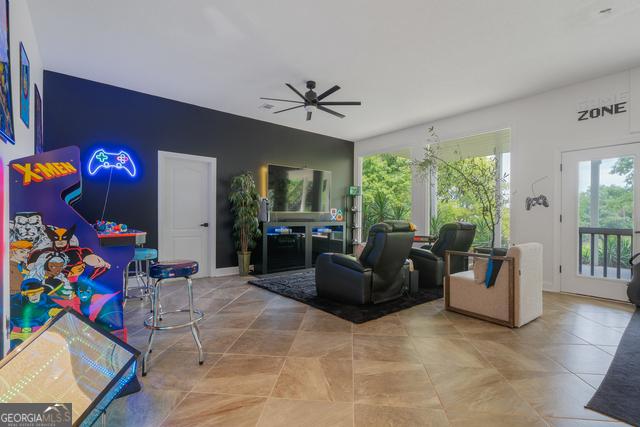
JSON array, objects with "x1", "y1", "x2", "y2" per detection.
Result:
[{"x1": 413, "y1": 127, "x2": 509, "y2": 248}]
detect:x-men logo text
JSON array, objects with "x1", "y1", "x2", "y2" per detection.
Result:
[{"x1": 12, "y1": 162, "x2": 78, "y2": 186}]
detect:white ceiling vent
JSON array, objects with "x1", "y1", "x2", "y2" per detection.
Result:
[{"x1": 259, "y1": 103, "x2": 275, "y2": 110}]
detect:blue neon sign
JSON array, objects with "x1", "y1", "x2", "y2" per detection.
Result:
[{"x1": 87, "y1": 148, "x2": 137, "y2": 177}]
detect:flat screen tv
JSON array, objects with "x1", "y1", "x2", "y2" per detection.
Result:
[{"x1": 268, "y1": 164, "x2": 331, "y2": 213}]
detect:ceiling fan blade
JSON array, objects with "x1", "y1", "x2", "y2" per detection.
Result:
[
  {"x1": 260, "y1": 97, "x2": 303, "y2": 104},
  {"x1": 273, "y1": 105, "x2": 304, "y2": 114},
  {"x1": 285, "y1": 83, "x2": 308, "y2": 102},
  {"x1": 306, "y1": 110, "x2": 312, "y2": 121},
  {"x1": 318, "y1": 101, "x2": 362, "y2": 106},
  {"x1": 317, "y1": 105, "x2": 345, "y2": 119},
  {"x1": 317, "y1": 85, "x2": 341, "y2": 101}
]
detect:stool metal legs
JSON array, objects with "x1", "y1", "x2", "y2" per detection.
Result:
[
  {"x1": 187, "y1": 277, "x2": 204, "y2": 365},
  {"x1": 142, "y1": 276, "x2": 204, "y2": 376},
  {"x1": 124, "y1": 260, "x2": 152, "y2": 304}
]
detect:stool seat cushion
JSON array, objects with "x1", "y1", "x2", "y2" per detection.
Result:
[
  {"x1": 150, "y1": 260, "x2": 199, "y2": 279},
  {"x1": 134, "y1": 248, "x2": 158, "y2": 261}
]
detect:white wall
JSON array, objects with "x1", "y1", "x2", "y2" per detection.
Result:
[
  {"x1": 355, "y1": 66, "x2": 640, "y2": 292},
  {"x1": 0, "y1": 0, "x2": 44, "y2": 356}
]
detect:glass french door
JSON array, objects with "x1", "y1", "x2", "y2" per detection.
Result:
[{"x1": 561, "y1": 143, "x2": 640, "y2": 301}]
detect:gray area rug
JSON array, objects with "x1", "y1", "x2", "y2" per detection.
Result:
[
  {"x1": 248, "y1": 269, "x2": 442, "y2": 324},
  {"x1": 586, "y1": 308, "x2": 640, "y2": 425}
]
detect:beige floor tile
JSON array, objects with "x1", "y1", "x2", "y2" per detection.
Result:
[
  {"x1": 199, "y1": 312, "x2": 259, "y2": 329},
  {"x1": 169, "y1": 328, "x2": 244, "y2": 353},
  {"x1": 596, "y1": 345, "x2": 618, "y2": 356},
  {"x1": 288, "y1": 331, "x2": 352, "y2": 359},
  {"x1": 413, "y1": 337, "x2": 490, "y2": 368},
  {"x1": 248, "y1": 312, "x2": 304, "y2": 331},
  {"x1": 560, "y1": 322, "x2": 624, "y2": 346},
  {"x1": 503, "y1": 370, "x2": 616, "y2": 421},
  {"x1": 539, "y1": 344, "x2": 613, "y2": 375},
  {"x1": 190, "y1": 297, "x2": 233, "y2": 314},
  {"x1": 257, "y1": 399, "x2": 353, "y2": 427},
  {"x1": 400, "y1": 312, "x2": 459, "y2": 337},
  {"x1": 512, "y1": 321, "x2": 589, "y2": 345},
  {"x1": 446, "y1": 411, "x2": 548, "y2": 427},
  {"x1": 272, "y1": 357, "x2": 353, "y2": 401},
  {"x1": 218, "y1": 299, "x2": 269, "y2": 314},
  {"x1": 160, "y1": 393, "x2": 265, "y2": 427},
  {"x1": 106, "y1": 387, "x2": 186, "y2": 427},
  {"x1": 353, "y1": 315, "x2": 408, "y2": 336},
  {"x1": 226, "y1": 329, "x2": 296, "y2": 356},
  {"x1": 300, "y1": 311, "x2": 353, "y2": 333},
  {"x1": 140, "y1": 351, "x2": 221, "y2": 391},
  {"x1": 428, "y1": 366, "x2": 538, "y2": 417},
  {"x1": 353, "y1": 335, "x2": 420, "y2": 363},
  {"x1": 354, "y1": 360, "x2": 440, "y2": 408},
  {"x1": 263, "y1": 297, "x2": 309, "y2": 313},
  {"x1": 576, "y1": 311, "x2": 633, "y2": 328},
  {"x1": 354, "y1": 404, "x2": 449, "y2": 427},
  {"x1": 192, "y1": 354, "x2": 284, "y2": 396},
  {"x1": 546, "y1": 417, "x2": 628, "y2": 426},
  {"x1": 471, "y1": 339, "x2": 567, "y2": 373},
  {"x1": 577, "y1": 373, "x2": 606, "y2": 389}
]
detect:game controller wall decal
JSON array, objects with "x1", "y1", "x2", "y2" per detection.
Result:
[
  {"x1": 526, "y1": 176, "x2": 550, "y2": 211},
  {"x1": 87, "y1": 148, "x2": 137, "y2": 177}
]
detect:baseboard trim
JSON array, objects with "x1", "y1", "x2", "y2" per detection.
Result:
[{"x1": 215, "y1": 266, "x2": 240, "y2": 277}]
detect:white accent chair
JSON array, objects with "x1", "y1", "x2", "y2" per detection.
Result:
[{"x1": 445, "y1": 243, "x2": 543, "y2": 328}]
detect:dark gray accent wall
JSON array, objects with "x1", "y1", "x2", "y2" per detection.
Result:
[{"x1": 43, "y1": 71, "x2": 354, "y2": 268}]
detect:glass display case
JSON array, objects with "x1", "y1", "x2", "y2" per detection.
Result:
[{"x1": 0, "y1": 309, "x2": 139, "y2": 427}]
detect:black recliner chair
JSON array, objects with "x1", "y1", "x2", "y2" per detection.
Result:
[
  {"x1": 409, "y1": 222, "x2": 476, "y2": 288},
  {"x1": 315, "y1": 221, "x2": 414, "y2": 305}
]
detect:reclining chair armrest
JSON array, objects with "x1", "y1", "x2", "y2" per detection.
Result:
[
  {"x1": 325, "y1": 253, "x2": 367, "y2": 272},
  {"x1": 410, "y1": 248, "x2": 440, "y2": 261}
]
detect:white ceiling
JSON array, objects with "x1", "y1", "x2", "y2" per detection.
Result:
[{"x1": 27, "y1": 0, "x2": 640, "y2": 141}]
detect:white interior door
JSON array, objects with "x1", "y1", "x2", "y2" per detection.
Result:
[
  {"x1": 159, "y1": 152, "x2": 216, "y2": 278},
  {"x1": 561, "y1": 143, "x2": 640, "y2": 301}
]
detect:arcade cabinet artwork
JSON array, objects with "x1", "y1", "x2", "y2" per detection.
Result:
[{"x1": 8, "y1": 146, "x2": 134, "y2": 350}]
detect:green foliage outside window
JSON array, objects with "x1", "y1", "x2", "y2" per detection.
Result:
[
  {"x1": 361, "y1": 153, "x2": 412, "y2": 236},
  {"x1": 579, "y1": 157, "x2": 634, "y2": 267}
]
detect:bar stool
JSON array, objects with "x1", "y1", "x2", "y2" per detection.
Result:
[
  {"x1": 123, "y1": 248, "x2": 158, "y2": 303},
  {"x1": 142, "y1": 260, "x2": 204, "y2": 376}
]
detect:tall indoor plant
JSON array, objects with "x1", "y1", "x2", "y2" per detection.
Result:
[{"x1": 229, "y1": 172, "x2": 261, "y2": 275}]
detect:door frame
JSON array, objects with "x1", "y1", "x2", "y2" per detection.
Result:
[
  {"x1": 158, "y1": 150, "x2": 217, "y2": 277},
  {"x1": 560, "y1": 141, "x2": 640, "y2": 301}
]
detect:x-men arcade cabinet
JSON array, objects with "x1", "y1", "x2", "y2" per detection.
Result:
[{"x1": 7, "y1": 146, "x2": 134, "y2": 351}]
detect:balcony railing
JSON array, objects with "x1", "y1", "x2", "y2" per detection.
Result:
[{"x1": 579, "y1": 227, "x2": 632, "y2": 279}]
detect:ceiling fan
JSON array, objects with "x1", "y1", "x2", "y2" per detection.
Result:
[{"x1": 261, "y1": 81, "x2": 362, "y2": 121}]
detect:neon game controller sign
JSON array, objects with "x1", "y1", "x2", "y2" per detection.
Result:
[{"x1": 87, "y1": 149, "x2": 137, "y2": 177}]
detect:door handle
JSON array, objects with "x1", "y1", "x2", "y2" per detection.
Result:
[{"x1": 200, "y1": 222, "x2": 209, "y2": 227}]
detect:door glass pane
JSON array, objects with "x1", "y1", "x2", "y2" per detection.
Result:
[{"x1": 578, "y1": 156, "x2": 633, "y2": 279}]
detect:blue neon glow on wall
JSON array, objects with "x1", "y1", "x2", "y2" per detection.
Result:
[{"x1": 87, "y1": 148, "x2": 138, "y2": 177}]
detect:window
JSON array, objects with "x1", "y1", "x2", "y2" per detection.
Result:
[
  {"x1": 427, "y1": 129, "x2": 511, "y2": 248},
  {"x1": 361, "y1": 151, "x2": 412, "y2": 238}
]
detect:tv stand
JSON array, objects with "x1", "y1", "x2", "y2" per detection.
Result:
[{"x1": 253, "y1": 221, "x2": 346, "y2": 274}]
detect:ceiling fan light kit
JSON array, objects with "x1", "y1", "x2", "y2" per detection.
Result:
[{"x1": 261, "y1": 80, "x2": 362, "y2": 121}]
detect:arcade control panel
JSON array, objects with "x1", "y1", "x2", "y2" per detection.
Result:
[{"x1": 94, "y1": 220, "x2": 146, "y2": 247}]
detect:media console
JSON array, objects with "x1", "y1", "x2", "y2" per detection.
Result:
[{"x1": 253, "y1": 221, "x2": 346, "y2": 274}]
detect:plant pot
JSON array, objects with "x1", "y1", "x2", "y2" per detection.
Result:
[{"x1": 237, "y1": 251, "x2": 252, "y2": 276}]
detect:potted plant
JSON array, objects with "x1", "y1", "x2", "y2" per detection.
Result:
[
  {"x1": 413, "y1": 127, "x2": 509, "y2": 250},
  {"x1": 229, "y1": 172, "x2": 261, "y2": 275}
]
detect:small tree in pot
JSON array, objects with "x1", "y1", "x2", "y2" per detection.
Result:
[{"x1": 229, "y1": 172, "x2": 261, "y2": 275}]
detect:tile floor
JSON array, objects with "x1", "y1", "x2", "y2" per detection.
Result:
[{"x1": 105, "y1": 275, "x2": 635, "y2": 426}]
